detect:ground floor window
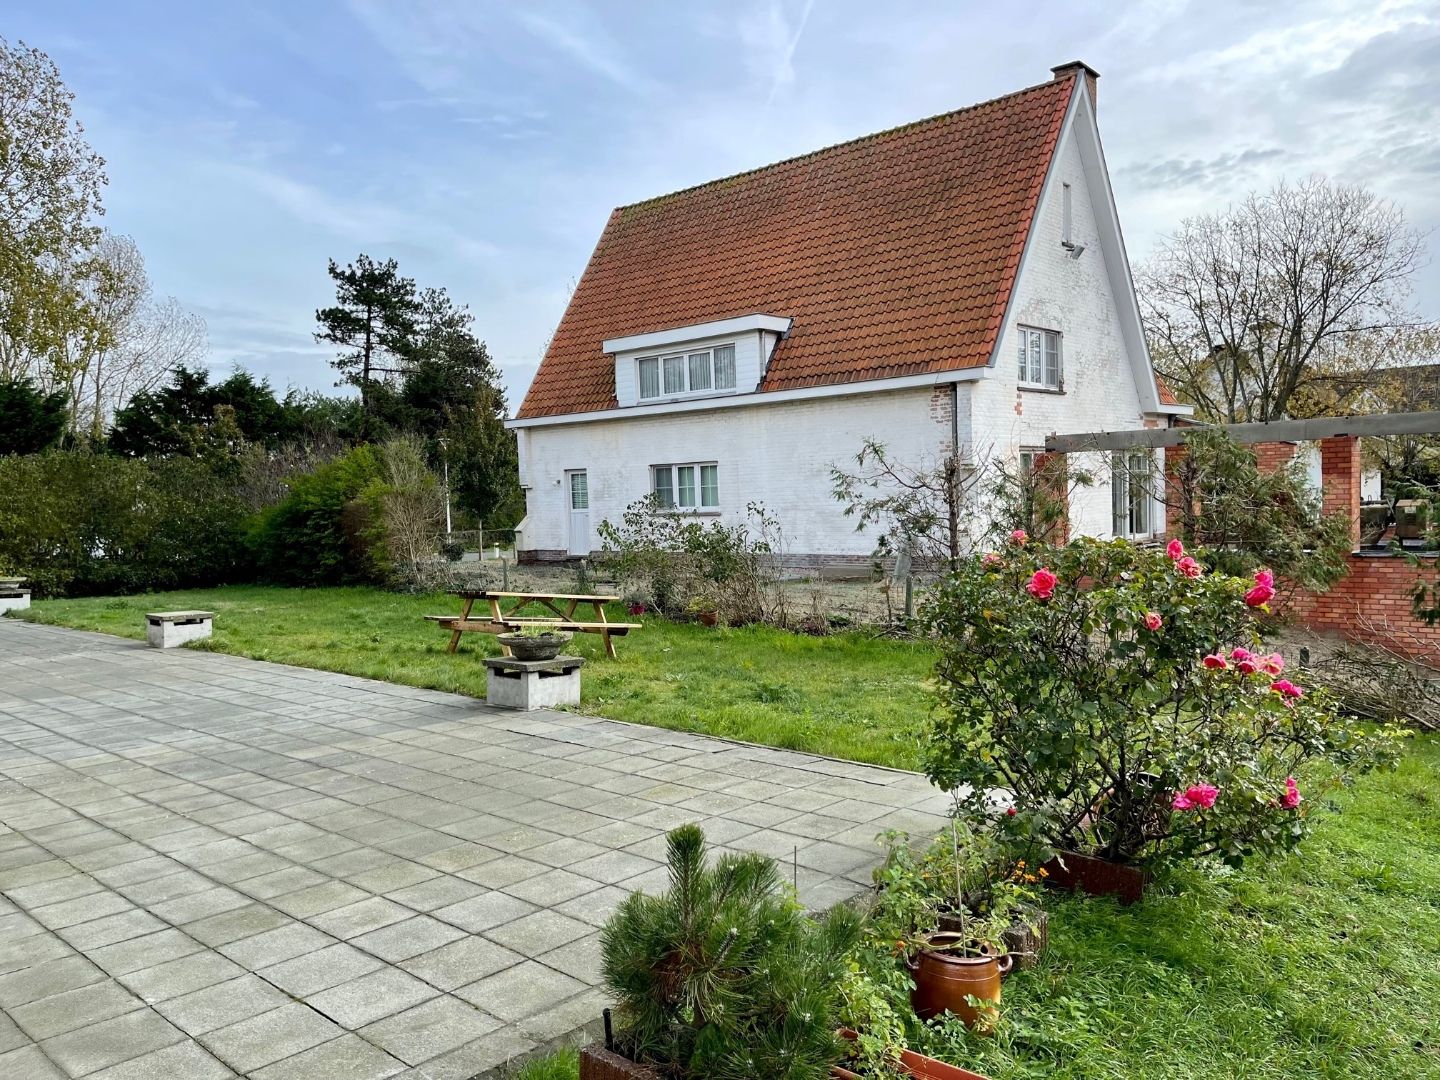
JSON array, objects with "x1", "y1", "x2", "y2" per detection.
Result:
[
  {"x1": 1112, "y1": 450, "x2": 1155, "y2": 537},
  {"x1": 652, "y1": 462, "x2": 719, "y2": 509}
]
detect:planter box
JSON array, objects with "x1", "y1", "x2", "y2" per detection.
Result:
[
  {"x1": 1041, "y1": 849, "x2": 1147, "y2": 905},
  {"x1": 835, "y1": 1030, "x2": 992, "y2": 1080},
  {"x1": 579, "y1": 1044, "x2": 663, "y2": 1080}
]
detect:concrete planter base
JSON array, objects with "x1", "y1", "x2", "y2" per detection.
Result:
[
  {"x1": 485, "y1": 654, "x2": 583, "y2": 710},
  {"x1": 0, "y1": 589, "x2": 30, "y2": 614},
  {"x1": 146, "y1": 611, "x2": 214, "y2": 649}
]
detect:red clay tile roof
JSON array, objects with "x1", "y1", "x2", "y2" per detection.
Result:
[
  {"x1": 517, "y1": 74, "x2": 1077, "y2": 419},
  {"x1": 1156, "y1": 375, "x2": 1180, "y2": 406}
]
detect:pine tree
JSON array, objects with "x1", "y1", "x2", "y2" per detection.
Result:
[
  {"x1": 600, "y1": 824, "x2": 860, "y2": 1079},
  {"x1": 314, "y1": 255, "x2": 420, "y2": 439}
]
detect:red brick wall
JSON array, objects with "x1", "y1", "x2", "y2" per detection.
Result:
[
  {"x1": 1253, "y1": 440, "x2": 1298, "y2": 472},
  {"x1": 1286, "y1": 554, "x2": 1440, "y2": 665}
]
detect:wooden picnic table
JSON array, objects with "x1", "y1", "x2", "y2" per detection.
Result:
[{"x1": 426, "y1": 589, "x2": 641, "y2": 659}]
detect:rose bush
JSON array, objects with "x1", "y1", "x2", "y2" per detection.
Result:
[{"x1": 923, "y1": 536, "x2": 1400, "y2": 870}]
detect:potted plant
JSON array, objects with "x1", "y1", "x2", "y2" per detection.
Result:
[
  {"x1": 583, "y1": 823, "x2": 861, "y2": 1079},
  {"x1": 868, "y1": 824, "x2": 1038, "y2": 1031},
  {"x1": 922, "y1": 537, "x2": 1400, "y2": 899},
  {"x1": 497, "y1": 625, "x2": 572, "y2": 661},
  {"x1": 685, "y1": 593, "x2": 720, "y2": 627}
]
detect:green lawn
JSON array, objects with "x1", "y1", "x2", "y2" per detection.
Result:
[
  {"x1": 11, "y1": 586, "x2": 1439, "y2": 1078},
  {"x1": 10, "y1": 585, "x2": 934, "y2": 770}
]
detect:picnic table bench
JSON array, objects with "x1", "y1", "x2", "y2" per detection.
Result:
[{"x1": 426, "y1": 590, "x2": 641, "y2": 659}]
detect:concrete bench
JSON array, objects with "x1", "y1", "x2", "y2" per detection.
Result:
[
  {"x1": 484, "y1": 654, "x2": 584, "y2": 711},
  {"x1": 146, "y1": 610, "x2": 214, "y2": 649},
  {"x1": 0, "y1": 578, "x2": 29, "y2": 614}
]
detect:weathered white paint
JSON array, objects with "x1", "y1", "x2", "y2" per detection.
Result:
[{"x1": 513, "y1": 76, "x2": 1172, "y2": 558}]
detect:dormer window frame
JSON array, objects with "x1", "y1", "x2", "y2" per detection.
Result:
[{"x1": 636, "y1": 343, "x2": 738, "y2": 402}]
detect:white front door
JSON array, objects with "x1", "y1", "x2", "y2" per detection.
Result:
[{"x1": 566, "y1": 470, "x2": 590, "y2": 556}]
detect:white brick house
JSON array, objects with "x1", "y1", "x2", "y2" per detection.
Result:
[{"x1": 507, "y1": 62, "x2": 1190, "y2": 563}]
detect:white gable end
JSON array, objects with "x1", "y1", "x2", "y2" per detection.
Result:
[{"x1": 968, "y1": 80, "x2": 1174, "y2": 538}]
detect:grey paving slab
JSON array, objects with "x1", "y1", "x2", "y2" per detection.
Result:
[
  {"x1": 0, "y1": 618, "x2": 947, "y2": 1076},
  {"x1": 39, "y1": 1006, "x2": 185, "y2": 1077}
]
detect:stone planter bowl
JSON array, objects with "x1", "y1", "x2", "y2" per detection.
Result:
[{"x1": 497, "y1": 631, "x2": 572, "y2": 661}]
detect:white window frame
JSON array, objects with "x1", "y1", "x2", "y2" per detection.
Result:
[
  {"x1": 1017, "y1": 326, "x2": 1063, "y2": 391},
  {"x1": 651, "y1": 462, "x2": 720, "y2": 511},
  {"x1": 637, "y1": 344, "x2": 737, "y2": 401},
  {"x1": 1112, "y1": 450, "x2": 1157, "y2": 539}
]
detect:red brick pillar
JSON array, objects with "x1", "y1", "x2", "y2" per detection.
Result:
[
  {"x1": 1032, "y1": 452, "x2": 1070, "y2": 544},
  {"x1": 1253, "y1": 440, "x2": 1297, "y2": 473},
  {"x1": 1163, "y1": 444, "x2": 1189, "y2": 539},
  {"x1": 1319, "y1": 436, "x2": 1361, "y2": 549}
]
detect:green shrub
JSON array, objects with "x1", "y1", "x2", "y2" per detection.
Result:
[
  {"x1": 600, "y1": 824, "x2": 860, "y2": 1079},
  {"x1": 246, "y1": 445, "x2": 386, "y2": 586},
  {"x1": 0, "y1": 451, "x2": 250, "y2": 596}
]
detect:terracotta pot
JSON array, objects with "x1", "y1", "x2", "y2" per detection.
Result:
[
  {"x1": 937, "y1": 905, "x2": 1049, "y2": 971},
  {"x1": 697, "y1": 610, "x2": 719, "y2": 627},
  {"x1": 578, "y1": 1044, "x2": 663, "y2": 1080},
  {"x1": 1041, "y1": 849, "x2": 1148, "y2": 905},
  {"x1": 906, "y1": 934, "x2": 1011, "y2": 1028},
  {"x1": 835, "y1": 1029, "x2": 994, "y2": 1080}
]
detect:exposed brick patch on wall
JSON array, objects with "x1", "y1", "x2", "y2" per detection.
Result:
[
  {"x1": 1287, "y1": 554, "x2": 1440, "y2": 666},
  {"x1": 928, "y1": 386, "x2": 954, "y2": 433}
]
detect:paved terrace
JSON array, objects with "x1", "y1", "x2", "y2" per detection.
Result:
[{"x1": 0, "y1": 620, "x2": 947, "y2": 1079}]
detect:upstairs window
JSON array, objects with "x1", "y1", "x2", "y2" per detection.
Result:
[
  {"x1": 1017, "y1": 327, "x2": 1062, "y2": 390},
  {"x1": 638, "y1": 345, "x2": 737, "y2": 400},
  {"x1": 653, "y1": 462, "x2": 719, "y2": 510}
]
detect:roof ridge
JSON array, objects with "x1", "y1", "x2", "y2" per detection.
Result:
[{"x1": 614, "y1": 74, "x2": 1076, "y2": 215}]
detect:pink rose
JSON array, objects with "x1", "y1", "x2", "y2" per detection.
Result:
[
  {"x1": 1261, "y1": 653, "x2": 1285, "y2": 675},
  {"x1": 1026, "y1": 568, "x2": 1058, "y2": 600},
  {"x1": 1177, "y1": 556, "x2": 1203, "y2": 578},
  {"x1": 1244, "y1": 583, "x2": 1276, "y2": 608},
  {"x1": 1230, "y1": 647, "x2": 1254, "y2": 662},
  {"x1": 1236, "y1": 658, "x2": 1260, "y2": 674},
  {"x1": 1172, "y1": 783, "x2": 1219, "y2": 811},
  {"x1": 1255, "y1": 568, "x2": 1275, "y2": 589},
  {"x1": 981, "y1": 552, "x2": 1003, "y2": 569},
  {"x1": 1009, "y1": 529, "x2": 1028, "y2": 545},
  {"x1": 1202, "y1": 653, "x2": 1228, "y2": 670},
  {"x1": 1144, "y1": 612, "x2": 1163, "y2": 631},
  {"x1": 1280, "y1": 776, "x2": 1302, "y2": 809},
  {"x1": 1166, "y1": 539, "x2": 1185, "y2": 560},
  {"x1": 1270, "y1": 679, "x2": 1304, "y2": 701}
]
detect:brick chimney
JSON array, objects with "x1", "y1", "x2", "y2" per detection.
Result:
[{"x1": 1051, "y1": 61, "x2": 1099, "y2": 108}]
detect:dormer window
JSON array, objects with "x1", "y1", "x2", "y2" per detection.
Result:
[{"x1": 638, "y1": 345, "x2": 737, "y2": 400}]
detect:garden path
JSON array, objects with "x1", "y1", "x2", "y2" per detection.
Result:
[{"x1": 0, "y1": 619, "x2": 946, "y2": 1078}]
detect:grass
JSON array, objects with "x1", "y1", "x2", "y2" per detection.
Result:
[
  {"x1": 10, "y1": 584, "x2": 934, "y2": 770},
  {"x1": 507, "y1": 1046, "x2": 579, "y2": 1080},
  {"x1": 12, "y1": 586, "x2": 1439, "y2": 1078},
  {"x1": 924, "y1": 737, "x2": 1440, "y2": 1079}
]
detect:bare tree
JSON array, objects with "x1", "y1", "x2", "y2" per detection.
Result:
[
  {"x1": 44, "y1": 233, "x2": 205, "y2": 439},
  {"x1": 1140, "y1": 177, "x2": 1430, "y2": 422}
]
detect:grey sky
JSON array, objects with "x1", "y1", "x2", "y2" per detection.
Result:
[{"x1": 12, "y1": 0, "x2": 1440, "y2": 409}]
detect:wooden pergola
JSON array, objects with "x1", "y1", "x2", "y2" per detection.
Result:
[{"x1": 1044, "y1": 411, "x2": 1440, "y2": 454}]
